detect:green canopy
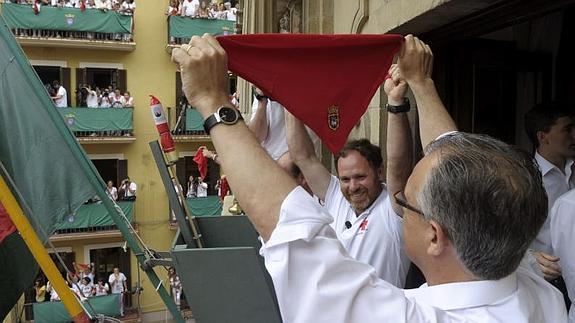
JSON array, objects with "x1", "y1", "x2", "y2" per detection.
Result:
[
  {"x1": 58, "y1": 107, "x2": 133, "y2": 132},
  {"x1": 55, "y1": 201, "x2": 133, "y2": 230},
  {"x1": 33, "y1": 294, "x2": 121, "y2": 323},
  {"x1": 186, "y1": 196, "x2": 222, "y2": 216},
  {"x1": 169, "y1": 16, "x2": 235, "y2": 38},
  {"x1": 185, "y1": 108, "x2": 204, "y2": 131},
  {"x1": 1, "y1": 3, "x2": 132, "y2": 33}
]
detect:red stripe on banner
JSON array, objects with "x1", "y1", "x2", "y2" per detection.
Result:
[{"x1": 0, "y1": 203, "x2": 17, "y2": 244}]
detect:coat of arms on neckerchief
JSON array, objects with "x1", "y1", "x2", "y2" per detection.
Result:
[
  {"x1": 328, "y1": 105, "x2": 340, "y2": 131},
  {"x1": 65, "y1": 14, "x2": 75, "y2": 26}
]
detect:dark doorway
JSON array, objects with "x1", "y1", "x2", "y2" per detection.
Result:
[
  {"x1": 33, "y1": 65, "x2": 71, "y2": 106},
  {"x1": 34, "y1": 66, "x2": 60, "y2": 86},
  {"x1": 77, "y1": 68, "x2": 128, "y2": 93},
  {"x1": 90, "y1": 247, "x2": 132, "y2": 307},
  {"x1": 91, "y1": 159, "x2": 128, "y2": 190}
]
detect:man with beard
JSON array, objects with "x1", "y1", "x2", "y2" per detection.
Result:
[{"x1": 284, "y1": 65, "x2": 413, "y2": 288}]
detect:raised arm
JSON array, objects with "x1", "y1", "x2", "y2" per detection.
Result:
[
  {"x1": 173, "y1": 35, "x2": 297, "y2": 241},
  {"x1": 384, "y1": 65, "x2": 413, "y2": 215},
  {"x1": 285, "y1": 111, "x2": 332, "y2": 201},
  {"x1": 398, "y1": 35, "x2": 457, "y2": 149},
  {"x1": 247, "y1": 89, "x2": 269, "y2": 143}
]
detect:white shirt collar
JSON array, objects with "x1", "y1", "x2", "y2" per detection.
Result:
[
  {"x1": 535, "y1": 151, "x2": 574, "y2": 176},
  {"x1": 403, "y1": 273, "x2": 518, "y2": 311}
]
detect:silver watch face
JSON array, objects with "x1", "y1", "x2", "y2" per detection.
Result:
[{"x1": 218, "y1": 107, "x2": 238, "y2": 124}]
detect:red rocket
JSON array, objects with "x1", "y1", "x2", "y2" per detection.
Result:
[{"x1": 150, "y1": 95, "x2": 179, "y2": 164}]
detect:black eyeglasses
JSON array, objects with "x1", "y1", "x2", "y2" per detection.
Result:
[{"x1": 393, "y1": 191, "x2": 425, "y2": 218}]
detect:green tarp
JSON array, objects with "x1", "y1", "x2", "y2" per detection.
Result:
[
  {"x1": 186, "y1": 196, "x2": 222, "y2": 216},
  {"x1": 58, "y1": 107, "x2": 133, "y2": 132},
  {"x1": 33, "y1": 294, "x2": 121, "y2": 323},
  {"x1": 169, "y1": 16, "x2": 235, "y2": 38},
  {"x1": 185, "y1": 108, "x2": 204, "y2": 131},
  {"x1": 56, "y1": 201, "x2": 133, "y2": 230},
  {"x1": 1, "y1": 3, "x2": 132, "y2": 33}
]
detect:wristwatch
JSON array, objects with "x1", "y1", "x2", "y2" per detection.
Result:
[
  {"x1": 203, "y1": 106, "x2": 243, "y2": 134},
  {"x1": 386, "y1": 98, "x2": 410, "y2": 114}
]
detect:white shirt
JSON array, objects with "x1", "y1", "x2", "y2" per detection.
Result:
[
  {"x1": 108, "y1": 272, "x2": 127, "y2": 293},
  {"x1": 86, "y1": 90, "x2": 99, "y2": 108},
  {"x1": 95, "y1": 283, "x2": 109, "y2": 296},
  {"x1": 106, "y1": 186, "x2": 118, "y2": 200},
  {"x1": 250, "y1": 98, "x2": 320, "y2": 160},
  {"x1": 123, "y1": 182, "x2": 137, "y2": 197},
  {"x1": 550, "y1": 189, "x2": 575, "y2": 322},
  {"x1": 260, "y1": 187, "x2": 568, "y2": 323},
  {"x1": 226, "y1": 7, "x2": 236, "y2": 21},
  {"x1": 250, "y1": 99, "x2": 288, "y2": 160},
  {"x1": 531, "y1": 152, "x2": 575, "y2": 253},
  {"x1": 197, "y1": 182, "x2": 208, "y2": 197},
  {"x1": 323, "y1": 175, "x2": 409, "y2": 287},
  {"x1": 181, "y1": 0, "x2": 199, "y2": 17},
  {"x1": 54, "y1": 86, "x2": 67, "y2": 108},
  {"x1": 120, "y1": 96, "x2": 134, "y2": 107}
]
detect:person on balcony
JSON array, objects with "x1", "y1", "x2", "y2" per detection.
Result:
[
  {"x1": 85, "y1": 85, "x2": 99, "y2": 108},
  {"x1": 121, "y1": 91, "x2": 134, "y2": 107},
  {"x1": 51, "y1": 80, "x2": 68, "y2": 108},
  {"x1": 120, "y1": 0, "x2": 135, "y2": 15},
  {"x1": 95, "y1": 0, "x2": 111, "y2": 11},
  {"x1": 120, "y1": 177, "x2": 137, "y2": 201},
  {"x1": 100, "y1": 91, "x2": 112, "y2": 108},
  {"x1": 197, "y1": 0, "x2": 212, "y2": 18},
  {"x1": 181, "y1": 0, "x2": 199, "y2": 18},
  {"x1": 106, "y1": 180, "x2": 118, "y2": 201},
  {"x1": 186, "y1": 175, "x2": 197, "y2": 198},
  {"x1": 196, "y1": 177, "x2": 208, "y2": 197},
  {"x1": 111, "y1": 88, "x2": 124, "y2": 108},
  {"x1": 166, "y1": 0, "x2": 180, "y2": 16}
]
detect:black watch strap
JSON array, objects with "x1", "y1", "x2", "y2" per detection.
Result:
[
  {"x1": 203, "y1": 107, "x2": 243, "y2": 134},
  {"x1": 386, "y1": 98, "x2": 410, "y2": 114}
]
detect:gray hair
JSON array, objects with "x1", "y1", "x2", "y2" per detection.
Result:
[{"x1": 419, "y1": 132, "x2": 547, "y2": 280}]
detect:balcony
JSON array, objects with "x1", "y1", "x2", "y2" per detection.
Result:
[
  {"x1": 1, "y1": 3, "x2": 135, "y2": 51},
  {"x1": 58, "y1": 107, "x2": 135, "y2": 144},
  {"x1": 50, "y1": 200, "x2": 136, "y2": 241},
  {"x1": 172, "y1": 107, "x2": 210, "y2": 142},
  {"x1": 166, "y1": 16, "x2": 235, "y2": 50}
]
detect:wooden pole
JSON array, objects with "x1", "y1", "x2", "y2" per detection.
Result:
[{"x1": 0, "y1": 175, "x2": 90, "y2": 323}]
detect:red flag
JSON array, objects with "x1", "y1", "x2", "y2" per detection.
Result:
[
  {"x1": 219, "y1": 176, "x2": 229, "y2": 201},
  {"x1": 193, "y1": 147, "x2": 208, "y2": 180},
  {"x1": 217, "y1": 34, "x2": 403, "y2": 153},
  {"x1": 33, "y1": 1, "x2": 40, "y2": 15},
  {"x1": 80, "y1": 0, "x2": 86, "y2": 12},
  {"x1": 0, "y1": 203, "x2": 16, "y2": 244}
]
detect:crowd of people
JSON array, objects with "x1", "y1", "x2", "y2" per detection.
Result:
[
  {"x1": 105, "y1": 178, "x2": 137, "y2": 201},
  {"x1": 75, "y1": 84, "x2": 134, "y2": 109},
  {"x1": 6, "y1": 0, "x2": 135, "y2": 41},
  {"x1": 171, "y1": 34, "x2": 575, "y2": 322},
  {"x1": 166, "y1": 0, "x2": 237, "y2": 21},
  {"x1": 46, "y1": 81, "x2": 134, "y2": 109},
  {"x1": 32, "y1": 264, "x2": 129, "y2": 316}
]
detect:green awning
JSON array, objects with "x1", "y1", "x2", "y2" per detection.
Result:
[
  {"x1": 1, "y1": 3, "x2": 132, "y2": 33},
  {"x1": 169, "y1": 16, "x2": 235, "y2": 38},
  {"x1": 33, "y1": 294, "x2": 121, "y2": 323},
  {"x1": 58, "y1": 107, "x2": 133, "y2": 132},
  {"x1": 56, "y1": 201, "x2": 133, "y2": 230},
  {"x1": 186, "y1": 196, "x2": 222, "y2": 216},
  {"x1": 185, "y1": 108, "x2": 204, "y2": 131}
]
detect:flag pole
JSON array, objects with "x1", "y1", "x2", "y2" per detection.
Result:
[{"x1": 0, "y1": 175, "x2": 90, "y2": 323}]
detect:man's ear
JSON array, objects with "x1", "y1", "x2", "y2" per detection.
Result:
[
  {"x1": 426, "y1": 219, "x2": 449, "y2": 257},
  {"x1": 536, "y1": 130, "x2": 547, "y2": 146},
  {"x1": 377, "y1": 165, "x2": 385, "y2": 182}
]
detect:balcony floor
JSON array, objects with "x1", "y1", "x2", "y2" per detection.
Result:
[{"x1": 16, "y1": 36, "x2": 136, "y2": 51}]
